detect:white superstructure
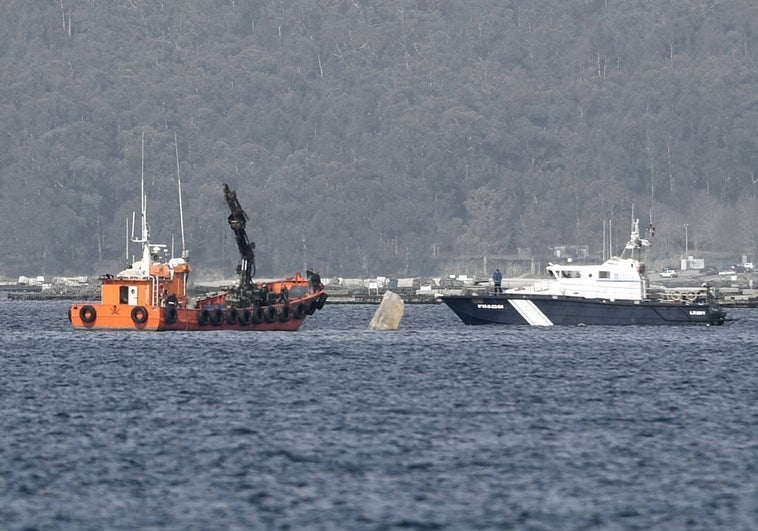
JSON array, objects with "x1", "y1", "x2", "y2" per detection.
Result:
[{"x1": 506, "y1": 219, "x2": 652, "y2": 302}]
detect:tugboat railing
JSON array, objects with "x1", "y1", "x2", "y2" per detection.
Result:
[{"x1": 151, "y1": 275, "x2": 160, "y2": 307}]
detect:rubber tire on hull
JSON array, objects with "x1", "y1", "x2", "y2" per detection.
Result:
[
  {"x1": 210, "y1": 308, "x2": 223, "y2": 326},
  {"x1": 251, "y1": 307, "x2": 264, "y2": 324},
  {"x1": 131, "y1": 306, "x2": 149, "y2": 324},
  {"x1": 226, "y1": 307, "x2": 239, "y2": 325},
  {"x1": 239, "y1": 308, "x2": 252, "y2": 326},
  {"x1": 278, "y1": 305, "x2": 291, "y2": 323},
  {"x1": 80, "y1": 305, "x2": 97, "y2": 323},
  {"x1": 263, "y1": 305, "x2": 277, "y2": 323},
  {"x1": 315, "y1": 293, "x2": 327, "y2": 310},
  {"x1": 198, "y1": 308, "x2": 211, "y2": 326},
  {"x1": 292, "y1": 302, "x2": 306, "y2": 320}
]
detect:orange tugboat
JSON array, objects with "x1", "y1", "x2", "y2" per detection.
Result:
[{"x1": 69, "y1": 141, "x2": 326, "y2": 331}]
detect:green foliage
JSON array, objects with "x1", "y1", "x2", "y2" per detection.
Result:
[{"x1": 0, "y1": 0, "x2": 756, "y2": 277}]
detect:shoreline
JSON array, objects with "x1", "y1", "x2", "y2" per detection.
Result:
[{"x1": 4, "y1": 285, "x2": 758, "y2": 308}]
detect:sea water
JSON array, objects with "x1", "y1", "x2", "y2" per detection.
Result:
[{"x1": 1, "y1": 298, "x2": 756, "y2": 529}]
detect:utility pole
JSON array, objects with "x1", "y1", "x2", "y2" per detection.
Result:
[{"x1": 684, "y1": 224, "x2": 689, "y2": 257}]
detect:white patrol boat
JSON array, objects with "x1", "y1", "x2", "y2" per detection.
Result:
[{"x1": 440, "y1": 219, "x2": 727, "y2": 326}]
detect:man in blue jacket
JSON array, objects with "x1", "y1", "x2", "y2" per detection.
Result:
[{"x1": 493, "y1": 268, "x2": 503, "y2": 294}]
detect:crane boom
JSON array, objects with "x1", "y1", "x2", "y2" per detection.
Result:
[{"x1": 223, "y1": 184, "x2": 256, "y2": 295}]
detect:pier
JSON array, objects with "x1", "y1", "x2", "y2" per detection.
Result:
[{"x1": 3, "y1": 272, "x2": 758, "y2": 307}]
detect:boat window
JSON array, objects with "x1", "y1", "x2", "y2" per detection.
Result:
[
  {"x1": 120, "y1": 286, "x2": 129, "y2": 303},
  {"x1": 599, "y1": 271, "x2": 610, "y2": 279},
  {"x1": 560, "y1": 271, "x2": 581, "y2": 279}
]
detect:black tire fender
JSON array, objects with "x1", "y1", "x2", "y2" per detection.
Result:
[
  {"x1": 263, "y1": 305, "x2": 277, "y2": 323},
  {"x1": 210, "y1": 308, "x2": 223, "y2": 325},
  {"x1": 239, "y1": 308, "x2": 252, "y2": 326},
  {"x1": 131, "y1": 306, "x2": 148, "y2": 324},
  {"x1": 79, "y1": 305, "x2": 97, "y2": 323},
  {"x1": 278, "y1": 304, "x2": 291, "y2": 323},
  {"x1": 226, "y1": 307, "x2": 239, "y2": 325}
]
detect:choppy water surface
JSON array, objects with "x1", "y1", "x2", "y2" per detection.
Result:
[{"x1": 1, "y1": 299, "x2": 757, "y2": 529}]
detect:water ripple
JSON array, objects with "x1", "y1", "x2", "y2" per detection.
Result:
[{"x1": 0, "y1": 300, "x2": 756, "y2": 528}]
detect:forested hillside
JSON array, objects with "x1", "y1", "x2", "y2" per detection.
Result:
[{"x1": 1, "y1": 0, "x2": 756, "y2": 278}]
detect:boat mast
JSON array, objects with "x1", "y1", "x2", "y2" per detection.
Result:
[
  {"x1": 125, "y1": 218, "x2": 129, "y2": 265},
  {"x1": 174, "y1": 132, "x2": 188, "y2": 261},
  {"x1": 133, "y1": 131, "x2": 151, "y2": 276}
]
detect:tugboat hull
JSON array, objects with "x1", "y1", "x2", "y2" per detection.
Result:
[
  {"x1": 70, "y1": 285, "x2": 327, "y2": 332},
  {"x1": 440, "y1": 294, "x2": 727, "y2": 326}
]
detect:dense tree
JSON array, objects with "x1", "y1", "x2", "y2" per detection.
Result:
[{"x1": 0, "y1": 0, "x2": 756, "y2": 278}]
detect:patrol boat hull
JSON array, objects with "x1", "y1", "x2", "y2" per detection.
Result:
[{"x1": 440, "y1": 294, "x2": 727, "y2": 326}]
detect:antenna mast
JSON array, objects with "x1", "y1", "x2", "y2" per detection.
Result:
[
  {"x1": 125, "y1": 218, "x2": 129, "y2": 265},
  {"x1": 174, "y1": 133, "x2": 188, "y2": 260},
  {"x1": 135, "y1": 131, "x2": 151, "y2": 276},
  {"x1": 141, "y1": 132, "x2": 146, "y2": 242}
]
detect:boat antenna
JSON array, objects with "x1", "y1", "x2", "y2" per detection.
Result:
[
  {"x1": 135, "y1": 130, "x2": 151, "y2": 276},
  {"x1": 125, "y1": 217, "x2": 129, "y2": 265},
  {"x1": 607, "y1": 203, "x2": 616, "y2": 257},
  {"x1": 141, "y1": 132, "x2": 146, "y2": 242},
  {"x1": 174, "y1": 132, "x2": 188, "y2": 260}
]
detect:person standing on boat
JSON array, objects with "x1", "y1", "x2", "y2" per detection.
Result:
[
  {"x1": 278, "y1": 285, "x2": 289, "y2": 304},
  {"x1": 307, "y1": 268, "x2": 323, "y2": 293},
  {"x1": 493, "y1": 269, "x2": 503, "y2": 294}
]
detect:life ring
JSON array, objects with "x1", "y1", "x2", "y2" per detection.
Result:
[
  {"x1": 263, "y1": 305, "x2": 277, "y2": 323},
  {"x1": 165, "y1": 306, "x2": 178, "y2": 324},
  {"x1": 198, "y1": 308, "x2": 211, "y2": 326},
  {"x1": 251, "y1": 307, "x2": 264, "y2": 324},
  {"x1": 131, "y1": 306, "x2": 149, "y2": 324},
  {"x1": 79, "y1": 305, "x2": 97, "y2": 323},
  {"x1": 686, "y1": 291, "x2": 697, "y2": 302},
  {"x1": 226, "y1": 307, "x2": 239, "y2": 325},
  {"x1": 239, "y1": 308, "x2": 252, "y2": 326},
  {"x1": 210, "y1": 308, "x2": 223, "y2": 325},
  {"x1": 278, "y1": 304, "x2": 291, "y2": 323},
  {"x1": 315, "y1": 293, "x2": 327, "y2": 310},
  {"x1": 292, "y1": 302, "x2": 306, "y2": 320}
]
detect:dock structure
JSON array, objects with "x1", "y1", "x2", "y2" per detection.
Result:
[{"x1": 4, "y1": 273, "x2": 758, "y2": 307}]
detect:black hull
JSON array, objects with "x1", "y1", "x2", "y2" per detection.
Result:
[{"x1": 440, "y1": 294, "x2": 727, "y2": 326}]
